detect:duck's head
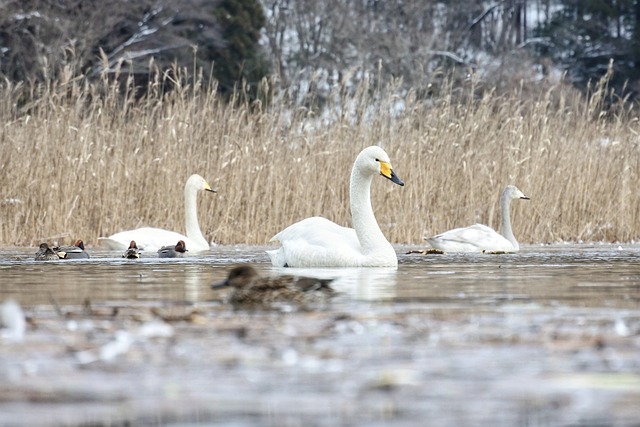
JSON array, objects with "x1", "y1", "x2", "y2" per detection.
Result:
[
  {"x1": 356, "y1": 146, "x2": 404, "y2": 186},
  {"x1": 211, "y1": 264, "x2": 259, "y2": 289},
  {"x1": 175, "y1": 240, "x2": 188, "y2": 253},
  {"x1": 128, "y1": 240, "x2": 139, "y2": 249},
  {"x1": 74, "y1": 240, "x2": 85, "y2": 250}
]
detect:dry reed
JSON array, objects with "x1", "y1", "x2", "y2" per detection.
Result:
[{"x1": 1, "y1": 66, "x2": 639, "y2": 248}]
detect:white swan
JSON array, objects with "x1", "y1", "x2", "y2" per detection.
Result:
[
  {"x1": 98, "y1": 174, "x2": 215, "y2": 252},
  {"x1": 267, "y1": 146, "x2": 404, "y2": 267},
  {"x1": 425, "y1": 185, "x2": 529, "y2": 253}
]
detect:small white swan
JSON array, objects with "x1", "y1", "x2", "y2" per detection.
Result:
[
  {"x1": 425, "y1": 185, "x2": 529, "y2": 253},
  {"x1": 98, "y1": 174, "x2": 216, "y2": 252},
  {"x1": 267, "y1": 146, "x2": 405, "y2": 267}
]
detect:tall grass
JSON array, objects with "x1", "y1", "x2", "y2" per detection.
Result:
[{"x1": 1, "y1": 65, "x2": 639, "y2": 248}]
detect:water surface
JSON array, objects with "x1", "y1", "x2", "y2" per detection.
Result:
[{"x1": 0, "y1": 244, "x2": 638, "y2": 426}]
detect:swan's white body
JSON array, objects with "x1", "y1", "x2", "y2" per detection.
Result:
[
  {"x1": 98, "y1": 174, "x2": 215, "y2": 252},
  {"x1": 426, "y1": 185, "x2": 529, "y2": 253},
  {"x1": 267, "y1": 146, "x2": 404, "y2": 267}
]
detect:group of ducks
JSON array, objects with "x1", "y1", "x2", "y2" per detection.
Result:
[
  {"x1": 33, "y1": 145, "x2": 530, "y2": 307},
  {"x1": 122, "y1": 239, "x2": 189, "y2": 259},
  {"x1": 34, "y1": 240, "x2": 91, "y2": 261},
  {"x1": 35, "y1": 239, "x2": 189, "y2": 261}
]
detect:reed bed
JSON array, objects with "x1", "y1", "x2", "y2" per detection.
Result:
[{"x1": 1, "y1": 67, "x2": 639, "y2": 248}]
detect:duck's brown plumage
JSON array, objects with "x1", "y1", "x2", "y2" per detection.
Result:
[
  {"x1": 35, "y1": 243, "x2": 62, "y2": 261},
  {"x1": 157, "y1": 240, "x2": 188, "y2": 258},
  {"x1": 211, "y1": 264, "x2": 335, "y2": 307},
  {"x1": 123, "y1": 240, "x2": 142, "y2": 259}
]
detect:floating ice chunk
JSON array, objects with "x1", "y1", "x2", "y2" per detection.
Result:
[
  {"x1": 75, "y1": 330, "x2": 134, "y2": 364},
  {"x1": 1, "y1": 300, "x2": 26, "y2": 342},
  {"x1": 615, "y1": 318, "x2": 631, "y2": 337},
  {"x1": 99, "y1": 331, "x2": 134, "y2": 361},
  {"x1": 138, "y1": 320, "x2": 174, "y2": 338}
]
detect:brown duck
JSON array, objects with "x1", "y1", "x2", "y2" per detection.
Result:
[
  {"x1": 211, "y1": 264, "x2": 335, "y2": 307},
  {"x1": 35, "y1": 243, "x2": 62, "y2": 261},
  {"x1": 123, "y1": 240, "x2": 142, "y2": 259}
]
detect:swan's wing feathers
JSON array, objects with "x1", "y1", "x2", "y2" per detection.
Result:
[
  {"x1": 269, "y1": 217, "x2": 364, "y2": 267},
  {"x1": 101, "y1": 227, "x2": 191, "y2": 252},
  {"x1": 428, "y1": 224, "x2": 514, "y2": 252},
  {"x1": 448, "y1": 224, "x2": 499, "y2": 243},
  {"x1": 431, "y1": 224, "x2": 488, "y2": 242},
  {"x1": 271, "y1": 217, "x2": 359, "y2": 250}
]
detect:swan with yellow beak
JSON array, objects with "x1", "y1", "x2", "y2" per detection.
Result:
[{"x1": 267, "y1": 146, "x2": 404, "y2": 267}]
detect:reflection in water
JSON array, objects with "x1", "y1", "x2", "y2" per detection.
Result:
[
  {"x1": 271, "y1": 266, "x2": 399, "y2": 301},
  {"x1": 0, "y1": 255, "x2": 215, "y2": 306}
]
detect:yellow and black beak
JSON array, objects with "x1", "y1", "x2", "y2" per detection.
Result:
[
  {"x1": 379, "y1": 161, "x2": 405, "y2": 186},
  {"x1": 204, "y1": 182, "x2": 217, "y2": 194}
]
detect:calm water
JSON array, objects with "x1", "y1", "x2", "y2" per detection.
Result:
[
  {"x1": 3, "y1": 243, "x2": 640, "y2": 308},
  {"x1": 1, "y1": 243, "x2": 639, "y2": 426}
]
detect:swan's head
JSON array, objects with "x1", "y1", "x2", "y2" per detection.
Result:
[
  {"x1": 186, "y1": 174, "x2": 217, "y2": 193},
  {"x1": 356, "y1": 146, "x2": 404, "y2": 186},
  {"x1": 504, "y1": 185, "x2": 529, "y2": 201}
]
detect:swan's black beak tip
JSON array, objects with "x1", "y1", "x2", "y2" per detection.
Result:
[{"x1": 390, "y1": 171, "x2": 404, "y2": 186}]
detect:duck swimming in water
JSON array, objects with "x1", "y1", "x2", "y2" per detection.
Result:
[
  {"x1": 211, "y1": 264, "x2": 335, "y2": 308},
  {"x1": 122, "y1": 240, "x2": 142, "y2": 259},
  {"x1": 35, "y1": 243, "x2": 61, "y2": 261},
  {"x1": 54, "y1": 240, "x2": 90, "y2": 259},
  {"x1": 157, "y1": 240, "x2": 188, "y2": 258}
]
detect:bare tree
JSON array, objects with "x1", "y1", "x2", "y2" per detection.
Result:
[{"x1": 262, "y1": 0, "x2": 542, "y2": 101}]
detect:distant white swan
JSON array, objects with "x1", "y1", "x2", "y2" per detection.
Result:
[
  {"x1": 267, "y1": 146, "x2": 405, "y2": 267},
  {"x1": 98, "y1": 174, "x2": 215, "y2": 252},
  {"x1": 425, "y1": 185, "x2": 529, "y2": 253}
]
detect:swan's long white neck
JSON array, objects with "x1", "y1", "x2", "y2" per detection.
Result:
[
  {"x1": 184, "y1": 183, "x2": 209, "y2": 249},
  {"x1": 499, "y1": 191, "x2": 518, "y2": 250},
  {"x1": 350, "y1": 166, "x2": 389, "y2": 253}
]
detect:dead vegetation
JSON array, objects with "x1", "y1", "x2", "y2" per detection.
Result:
[{"x1": 0, "y1": 66, "x2": 639, "y2": 247}]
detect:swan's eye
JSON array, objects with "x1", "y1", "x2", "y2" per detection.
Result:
[{"x1": 375, "y1": 158, "x2": 380, "y2": 162}]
